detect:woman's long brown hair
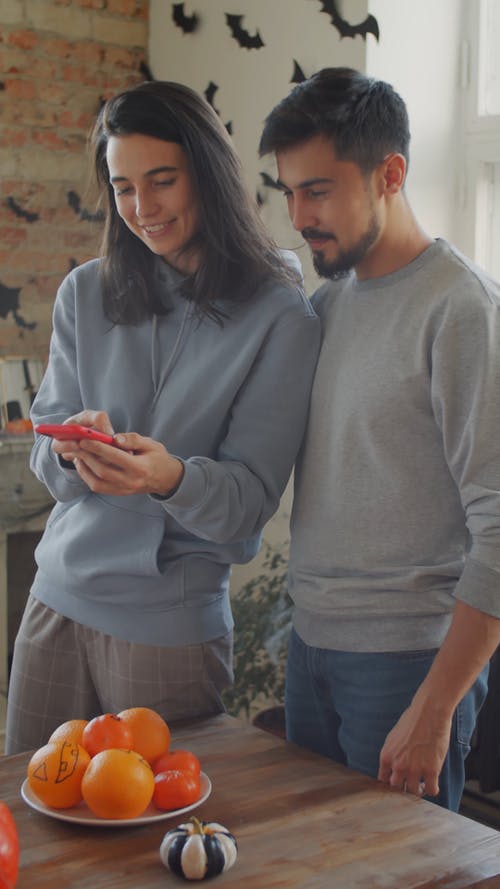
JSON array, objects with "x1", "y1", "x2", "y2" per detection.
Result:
[{"x1": 91, "y1": 80, "x2": 298, "y2": 324}]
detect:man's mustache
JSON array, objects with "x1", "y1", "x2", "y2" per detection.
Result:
[{"x1": 301, "y1": 228, "x2": 336, "y2": 242}]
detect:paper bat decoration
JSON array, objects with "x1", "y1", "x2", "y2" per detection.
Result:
[
  {"x1": 316, "y1": 0, "x2": 379, "y2": 41},
  {"x1": 139, "y1": 60, "x2": 155, "y2": 81},
  {"x1": 0, "y1": 282, "x2": 21, "y2": 321},
  {"x1": 172, "y1": 3, "x2": 199, "y2": 33},
  {"x1": 291, "y1": 60, "x2": 306, "y2": 84},
  {"x1": 67, "y1": 190, "x2": 104, "y2": 224},
  {"x1": 225, "y1": 13, "x2": 265, "y2": 49},
  {"x1": 204, "y1": 81, "x2": 233, "y2": 135},
  {"x1": 205, "y1": 80, "x2": 220, "y2": 113},
  {"x1": 6, "y1": 197, "x2": 39, "y2": 223},
  {"x1": 67, "y1": 191, "x2": 80, "y2": 214},
  {"x1": 0, "y1": 281, "x2": 36, "y2": 329},
  {"x1": 259, "y1": 172, "x2": 282, "y2": 191}
]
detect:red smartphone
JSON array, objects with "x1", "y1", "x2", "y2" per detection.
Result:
[{"x1": 35, "y1": 423, "x2": 115, "y2": 445}]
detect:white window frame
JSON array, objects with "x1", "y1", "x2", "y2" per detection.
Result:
[{"x1": 459, "y1": 0, "x2": 500, "y2": 273}]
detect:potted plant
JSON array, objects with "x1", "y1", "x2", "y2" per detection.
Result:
[{"x1": 223, "y1": 544, "x2": 290, "y2": 736}]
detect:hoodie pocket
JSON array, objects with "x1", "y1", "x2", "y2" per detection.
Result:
[{"x1": 35, "y1": 493, "x2": 167, "y2": 585}]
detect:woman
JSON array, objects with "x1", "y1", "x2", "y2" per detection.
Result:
[{"x1": 6, "y1": 81, "x2": 320, "y2": 753}]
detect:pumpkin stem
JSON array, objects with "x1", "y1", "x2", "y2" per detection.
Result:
[{"x1": 189, "y1": 815, "x2": 204, "y2": 835}]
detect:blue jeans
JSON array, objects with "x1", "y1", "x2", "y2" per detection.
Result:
[{"x1": 285, "y1": 628, "x2": 489, "y2": 812}]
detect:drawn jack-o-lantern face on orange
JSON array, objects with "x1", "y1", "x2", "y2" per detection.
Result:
[{"x1": 27, "y1": 740, "x2": 91, "y2": 808}]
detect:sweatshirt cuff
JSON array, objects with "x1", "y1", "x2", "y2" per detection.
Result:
[
  {"x1": 454, "y1": 557, "x2": 500, "y2": 618},
  {"x1": 58, "y1": 455, "x2": 76, "y2": 470},
  {"x1": 149, "y1": 458, "x2": 205, "y2": 508},
  {"x1": 47, "y1": 443, "x2": 81, "y2": 484}
]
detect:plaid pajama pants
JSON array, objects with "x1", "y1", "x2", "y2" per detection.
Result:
[{"x1": 6, "y1": 594, "x2": 233, "y2": 754}]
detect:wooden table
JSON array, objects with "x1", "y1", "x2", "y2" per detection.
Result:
[{"x1": 2, "y1": 714, "x2": 500, "y2": 888}]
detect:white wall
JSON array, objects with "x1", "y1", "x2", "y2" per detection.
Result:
[
  {"x1": 149, "y1": 0, "x2": 370, "y2": 296},
  {"x1": 367, "y1": 0, "x2": 463, "y2": 243},
  {"x1": 149, "y1": 1, "x2": 368, "y2": 178}
]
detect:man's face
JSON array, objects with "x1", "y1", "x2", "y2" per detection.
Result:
[{"x1": 276, "y1": 134, "x2": 382, "y2": 279}]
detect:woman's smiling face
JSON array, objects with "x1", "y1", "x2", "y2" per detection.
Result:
[{"x1": 107, "y1": 133, "x2": 201, "y2": 273}]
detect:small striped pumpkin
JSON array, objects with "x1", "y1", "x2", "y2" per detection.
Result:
[{"x1": 160, "y1": 816, "x2": 238, "y2": 881}]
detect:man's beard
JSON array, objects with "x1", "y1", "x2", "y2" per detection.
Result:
[{"x1": 307, "y1": 212, "x2": 381, "y2": 280}]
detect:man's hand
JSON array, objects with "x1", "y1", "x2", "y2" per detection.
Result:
[
  {"x1": 378, "y1": 601, "x2": 500, "y2": 800},
  {"x1": 378, "y1": 700, "x2": 452, "y2": 798}
]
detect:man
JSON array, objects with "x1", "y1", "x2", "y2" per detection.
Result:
[{"x1": 259, "y1": 67, "x2": 500, "y2": 811}]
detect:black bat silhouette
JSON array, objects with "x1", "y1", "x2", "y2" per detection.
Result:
[
  {"x1": 0, "y1": 281, "x2": 36, "y2": 329},
  {"x1": 80, "y1": 207, "x2": 105, "y2": 223},
  {"x1": 67, "y1": 190, "x2": 81, "y2": 215},
  {"x1": 204, "y1": 81, "x2": 233, "y2": 135},
  {"x1": 0, "y1": 281, "x2": 21, "y2": 320},
  {"x1": 67, "y1": 190, "x2": 104, "y2": 223},
  {"x1": 205, "y1": 80, "x2": 219, "y2": 112},
  {"x1": 139, "y1": 60, "x2": 155, "y2": 80},
  {"x1": 225, "y1": 14, "x2": 265, "y2": 49},
  {"x1": 291, "y1": 60, "x2": 306, "y2": 84},
  {"x1": 259, "y1": 172, "x2": 282, "y2": 191},
  {"x1": 317, "y1": 0, "x2": 379, "y2": 41},
  {"x1": 6, "y1": 197, "x2": 39, "y2": 223},
  {"x1": 172, "y1": 3, "x2": 199, "y2": 33}
]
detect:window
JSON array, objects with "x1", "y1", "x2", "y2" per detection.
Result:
[
  {"x1": 459, "y1": 0, "x2": 500, "y2": 274},
  {"x1": 477, "y1": 0, "x2": 500, "y2": 116}
]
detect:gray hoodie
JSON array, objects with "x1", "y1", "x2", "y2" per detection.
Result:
[{"x1": 30, "y1": 257, "x2": 320, "y2": 646}]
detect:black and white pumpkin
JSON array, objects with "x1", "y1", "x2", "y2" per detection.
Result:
[{"x1": 160, "y1": 816, "x2": 238, "y2": 881}]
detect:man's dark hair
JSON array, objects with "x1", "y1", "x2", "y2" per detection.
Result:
[
  {"x1": 92, "y1": 80, "x2": 296, "y2": 325},
  {"x1": 259, "y1": 67, "x2": 410, "y2": 173}
]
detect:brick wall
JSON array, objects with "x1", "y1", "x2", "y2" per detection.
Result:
[{"x1": 0, "y1": 0, "x2": 149, "y2": 361}]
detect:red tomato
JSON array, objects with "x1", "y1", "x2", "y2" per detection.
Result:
[
  {"x1": 153, "y1": 769, "x2": 201, "y2": 810},
  {"x1": 0, "y1": 802, "x2": 19, "y2": 889},
  {"x1": 152, "y1": 749, "x2": 201, "y2": 777}
]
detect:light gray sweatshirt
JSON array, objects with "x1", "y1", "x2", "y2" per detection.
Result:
[
  {"x1": 289, "y1": 239, "x2": 500, "y2": 652},
  {"x1": 30, "y1": 257, "x2": 320, "y2": 646}
]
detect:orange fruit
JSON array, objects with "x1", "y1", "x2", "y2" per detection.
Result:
[
  {"x1": 117, "y1": 707, "x2": 170, "y2": 765},
  {"x1": 27, "y1": 740, "x2": 91, "y2": 809},
  {"x1": 153, "y1": 769, "x2": 200, "y2": 810},
  {"x1": 82, "y1": 713, "x2": 133, "y2": 757},
  {"x1": 49, "y1": 719, "x2": 89, "y2": 747},
  {"x1": 81, "y1": 748, "x2": 155, "y2": 819},
  {"x1": 152, "y1": 749, "x2": 201, "y2": 777}
]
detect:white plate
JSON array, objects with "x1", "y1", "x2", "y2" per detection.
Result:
[{"x1": 20, "y1": 771, "x2": 211, "y2": 828}]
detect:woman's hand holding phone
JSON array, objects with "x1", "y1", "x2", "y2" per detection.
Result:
[
  {"x1": 39, "y1": 410, "x2": 116, "y2": 464},
  {"x1": 39, "y1": 411, "x2": 183, "y2": 497},
  {"x1": 72, "y1": 432, "x2": 183, "y2": 498},
  {"x1": 36, "y1": 423, "x2": 115, "y2": 445}
]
